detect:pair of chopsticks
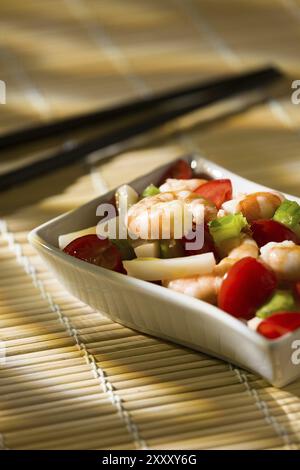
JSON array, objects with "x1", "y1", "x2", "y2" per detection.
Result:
[{"x1": 0, "y1": 66, "x2": 283, "y2": 191}]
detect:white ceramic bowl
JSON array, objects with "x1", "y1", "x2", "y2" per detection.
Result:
[{"x1": 29, "y1": 156, "x2": 300, "y2": 387}]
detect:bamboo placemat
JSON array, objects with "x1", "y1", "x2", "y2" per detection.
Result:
[{"x1": 0, "y1": 0, "x2": 300, "y2": 450}]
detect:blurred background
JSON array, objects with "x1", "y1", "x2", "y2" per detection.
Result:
[{"x1": 0, "y1": 0, "x2": 300, "y2": 213}]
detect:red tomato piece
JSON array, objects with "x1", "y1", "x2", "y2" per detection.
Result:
[
  {"x1": 257, "y1": 312, "x2": 300, "y2": 339},
  {"x1": 194, "y1": 179, "x2": 232, "y2": 209},
  {"x1": 63, "y1": 235, "x2": 124, "y2": 273},
  {"x1": 159, "y1": 159, "x2": 193, "y2": 184},
  {"x1": 218, "y1": 257, "x2": 277, "y2": 320},
  {"x1": 251, "y1": 219, "x2": 300, "y2": 248}
]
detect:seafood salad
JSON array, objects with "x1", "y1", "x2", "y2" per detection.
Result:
[{"x1": 59, "y1": 160, "x2": 300, "y2": 341}]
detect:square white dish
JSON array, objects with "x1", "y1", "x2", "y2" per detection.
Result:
[{"x1": 28, "y1": 156, "x2": 300, "y2": 387}]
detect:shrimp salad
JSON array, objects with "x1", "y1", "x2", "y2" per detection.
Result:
[{"x1": 60, "y1": 160, "x2": 300, "y2": 341}]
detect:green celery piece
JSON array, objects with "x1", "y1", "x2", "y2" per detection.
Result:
[
  {"x1": 273, "y1": 200, "x2": 300, "y2": 229},
  {"x1": 110, "y1": 239, "x2": 135, "y2": 260},
  {"x1": 159, "y1": 240, "x2": 185, "y2": 259},
  {"x1": 256, "y1": 290, "x2": 295, "y2": 319},
  {"x1": 142, "y1": 184, "x2": 160, "y2": 198},
  {"x1": 209, "y1": 213, "x2": 248, "y2": 247}
]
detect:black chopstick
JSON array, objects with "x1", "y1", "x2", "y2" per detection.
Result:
[
  {"x1": 0, "y1": 66, "x2": 283, "y2": 191},
  {"x1": 0, "y1": 66, "x2": 282, "y2": 151}
]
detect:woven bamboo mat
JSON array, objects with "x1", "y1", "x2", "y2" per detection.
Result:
[{"x1": 0, "y1": 0, "x2": 300, "y2": 450}]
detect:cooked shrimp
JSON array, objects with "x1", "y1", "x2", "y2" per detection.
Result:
[
  {"x1": 227, "y1": 234, "x2": 259, "y2": 259},
  {"x1": 127, "y1": 190, "x2": 217, "y2": 239},
  {"x1": 214, "y1": 235, "x2": 259, "y2": 275},
  {"x1": 164, "y1": 275, "x2": 222, "y2": 304},
  {"x1": 260, "y1": 241, "x2": 300, "y2": 281},
  {"x1": 165, "y1": 235, "x2": 259, "y2": 303},
  {"x1": 216, "y1": 231, "x2": 259, "y2": 259},
  {"x1": 213, "y1": 258, "x2": 237, "y2": 276},
  {"x1": 159, "y1": 178, "x2": 207, "y2": 193},
  {"x1": 240, "y1": 191, "x2": 283, "y2": 222}
]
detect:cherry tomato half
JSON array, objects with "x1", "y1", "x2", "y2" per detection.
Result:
[
  {"x1": 63, "y1": 235, "x2": 124, "y2": 273},
  {"x1": 257, "y1": 312, "x2": 300, "y2": 339},
  {"x1": 218, "y1": 257, "x2": 277, "y2": 320},
  {"x1": 194, "y1": 179, "x2": 232, "y2": 210},
  {"x1": 159, "y1": 159, "x2": 193, "y2": 184},
  {"x1": 251, "y1": 219, "x2": 300, "y2": 248}
]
